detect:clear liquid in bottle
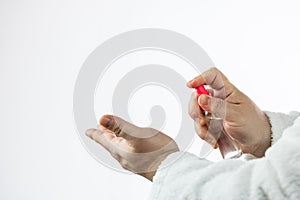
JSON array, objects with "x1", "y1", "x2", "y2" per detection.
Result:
[
  {"x1": 205, "y1": 112, "x2": 242, "y2": 159},
  {"x1": 196, "y1": 85, "x2": 242, "y2": 159}
]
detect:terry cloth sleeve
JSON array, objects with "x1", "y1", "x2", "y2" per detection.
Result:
[
  {"x1": 264, "y1": 111, "x2": 300, "y2": 145},
  {"x1": 149, "y1": 113, "x2": 300, "y2": 200}
]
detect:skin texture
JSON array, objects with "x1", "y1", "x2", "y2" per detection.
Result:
[
  {"x1": 85, "y1": 115, "x2": 179, "y2": 181},
  {"x1": 86, "y1": 67, "x2": 272, "y2": 181},
  {"x1": 187, "y1": 67, "x2": 271, "y2": 157}
]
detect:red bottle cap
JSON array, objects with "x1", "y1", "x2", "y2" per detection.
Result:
[{"x1": 196, "y1": 85, "x2": 209, "y2": 96}]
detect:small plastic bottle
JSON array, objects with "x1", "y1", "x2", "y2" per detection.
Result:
[{"x1": 196, "y1": 85, "x2": 242, "y2": 159}]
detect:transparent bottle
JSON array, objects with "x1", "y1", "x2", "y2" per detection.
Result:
[
  {"x1": 205, "y1": 112, "x2": 242, "y2": 159},
  {"x1": 196, "y1": 85, "x2": 242, "y2": 159}
]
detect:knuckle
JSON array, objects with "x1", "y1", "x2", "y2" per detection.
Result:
[
  {"x1": 210, "y1": 67, "x2": 219, "y2": 73},
  {"x1": 189, "y1": 110, "x2": 199, "y2": 119},
  {"x1": 198, "y1": 133, "x2": 204, "y2": 140},
  {"x1": 199, "y1": 133, "x2": 206, "y2": 141},
  {"x1": 198, "y1": 129, "x2": 207, "y2": 140}
]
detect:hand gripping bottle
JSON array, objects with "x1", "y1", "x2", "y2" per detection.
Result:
[{"x1": 196, "y1": 85, "x2": 242, "y2": 159}]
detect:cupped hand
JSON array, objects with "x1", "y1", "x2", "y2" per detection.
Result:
[
  {"x1": 188, "y1": 67, "x2": 271, "y2": 157},
  {"x1": 86, "y1": 115, "x2": 179, "y2": 181}
]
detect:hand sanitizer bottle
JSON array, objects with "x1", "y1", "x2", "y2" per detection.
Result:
[{"x1": 196, "y1": 85, "x2": 242, "y2": 159}]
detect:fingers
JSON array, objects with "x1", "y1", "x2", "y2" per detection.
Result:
[
  {"x1": 189, "y1": 92, "x2": 218, "y2": 147},
  {"x1": 85, "y1": 127, "x2": 116, "y2": 152},
  {"x1": 198, "y1": 94, "x2": 226, "y2": 119},
  {"x1": 194, "y1": 118, "x2": 218, "y2": 148},
  {"x1": 187, "y1": 67, "x2": 227, "y2": 89},
  {"x1": 99, "y1": 115, "x2": 138, "y2": 139},
  {"x1": 99, "y1": 114, "x2": 157, "y2": 139},
  {"x1": 198, "y1": 94, "x2": 239, "y2": 122},
  {"x1": 188, "y1": 92, "x2": 201, "y2": 120},
  {"x1": 187, "y1": 67, "x2": 234, "y2": 99}
]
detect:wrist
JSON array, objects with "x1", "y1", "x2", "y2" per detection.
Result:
[
  {"x1": 139, "y1": 148, "x2": 179, "y2": 181},
  {"x1": 252, "y1": 113, "x2": 272, "y2": 157}
]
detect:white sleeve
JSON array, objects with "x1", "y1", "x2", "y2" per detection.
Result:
[
  {"x1": 149, "y1": 114, "x2": 300, "y2": 200},
  {"x1": 264, "y1": 111, "x2": 300, "y2": 145}
]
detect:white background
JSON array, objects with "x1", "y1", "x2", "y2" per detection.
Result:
[{"x1": 1, "y1": 0, "x2": 300, "y2": 199}]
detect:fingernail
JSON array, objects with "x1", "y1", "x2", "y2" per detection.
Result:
[
  {"x1": 101, "y1": 116, "x2": 112, "y2": 128},
  {"x1": 199, "y1": 95, "x2": 209, "y2": 106}
]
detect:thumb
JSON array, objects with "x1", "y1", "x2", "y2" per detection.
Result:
[
  {"x1": 99, "y1": 115, "x2": 134, "y2": 139},
  {"x1": 99, "y1": 115, "x2": 157, "y2": 139},
  {"x1": 198, "y1": 94, "x2": 226, "y2": 119}
]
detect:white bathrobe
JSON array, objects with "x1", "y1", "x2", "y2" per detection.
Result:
[{"x1": 149, "y1": 111, "x2": 300, "y2": 200}]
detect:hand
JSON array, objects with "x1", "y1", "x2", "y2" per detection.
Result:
[
  {"x1": 85, "y1": 115, "x2": 179, "y2": 181},
  {"x1": 187, "y1": 67, "x2": 271, "y2": 157}
]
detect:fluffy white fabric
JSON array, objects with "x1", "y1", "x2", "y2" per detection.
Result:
[{"x1": 149, "y1": 111, "x2": 300, "y2": 200}]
